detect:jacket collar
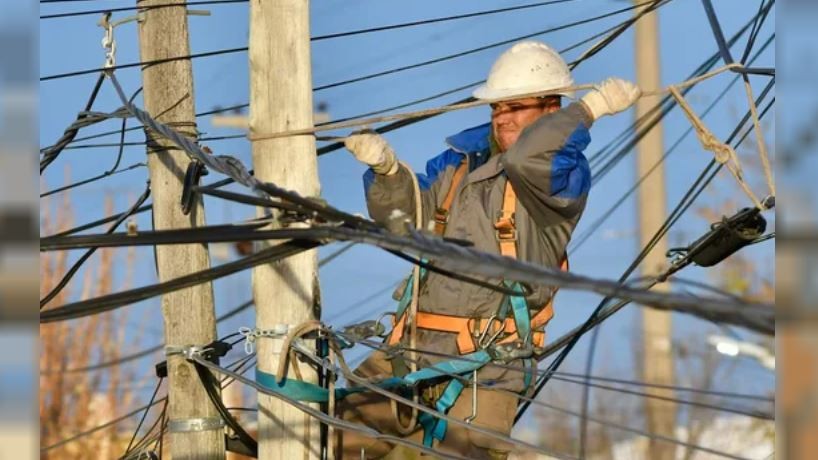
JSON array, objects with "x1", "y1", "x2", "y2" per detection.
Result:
[{"x1": 445, "y1": 122, "x2": 492, "y2": 155}]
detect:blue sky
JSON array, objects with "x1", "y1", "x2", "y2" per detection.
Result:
[{"x1": 39, "y1": 0, "x2": 775, "y2": 428}]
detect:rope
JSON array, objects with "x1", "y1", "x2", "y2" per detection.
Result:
[
  {"x1": 571, "y1": 33, "x2": 774, "y2": 253},
  {"x1": 668, "y1": 85, "x2": 765, "y2": 210},
  {"x1": 390, "y1": 161, "x2": 423, "y2": 435},
  {"x1": 741, "y1": 76, "x2": 775, "y2": 197},
  {"x1": 248, "y1": 63, "x2": 746, "y2": 142}
]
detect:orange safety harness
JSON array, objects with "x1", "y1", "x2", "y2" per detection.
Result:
[{"x1": 388, "y1": 159, "x2": 567, "y2": 354}]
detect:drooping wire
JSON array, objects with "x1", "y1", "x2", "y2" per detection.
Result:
[
  {"x1": 40, "y1": 181, "x2": 151, "y2": 309},
  {"x1": 40, "y1": 0, "x2": 248, "y2": 19},
  {"x1": 41, "y1": 87, "x2": 145, "y2": 197},
  {"x1": 40, "y1": 73, "x2": 105, "y2": 172},
  {"x1": 40, "y1": 0, "x2": 653, "y2": 83},
  {"x1": 124, "y1": 377, "x2": 164, "y2": 453},
  {"x1": 570, "y1": 32, "x2": 774, "y2": 253},
  {"x1": 516, "y1": 74, "x2": 776, "y2": 424}
]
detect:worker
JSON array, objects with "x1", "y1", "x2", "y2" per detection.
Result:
[{"x1": 336, "y1": 40, "x2": 640, "y2": 459}]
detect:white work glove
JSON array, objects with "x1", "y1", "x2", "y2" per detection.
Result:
[
  {"x1": 344, "y1": 132, "x2": 399, "y2": 175},
  {"x1": 580, "y1": 77, "x2": 641, "y2": 120}
]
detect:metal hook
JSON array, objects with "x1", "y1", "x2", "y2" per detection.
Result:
[
  {"x1": 477, "y1": 315, "x2": 505, "y2": 349},
  {"x1": 464, "y1": 370, "x2": 478, "y2": 424}
]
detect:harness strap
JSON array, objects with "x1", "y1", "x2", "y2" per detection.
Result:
[
  {"x1": 494, "y1": 180, "x2": 518, "y2": 258},
  {"x1": 386, "y1": 258, "x2": 568, "y2": 354},
  {"x1": 433, "y1": 160, "x2": 468, "y2": 236}
]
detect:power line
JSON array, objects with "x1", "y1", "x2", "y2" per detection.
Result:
[
  {"x1": 40, "y1": 181, "x2": 151, "y2": 309},
  {"x1": 570, "y1": 32, "x2": 774, "y2": 253},
  {"x1": 41, "y1": 0, "x2": 658, "y2": 152},
  {"x1": 312, "y1": 1, "x2": 658, "y2": 93},
  {"x1": 40, "y1": 0, "x2": 651, "y2": 82},
  {"x1": 40, "y1": 0, "x2": 248, "y2": 19},
  {"x1": 516, "y1": 72, "x2": 776, "y2": 424}
]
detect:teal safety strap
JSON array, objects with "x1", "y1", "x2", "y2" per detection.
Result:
[
  {"x1": 417, "y1": 379, "x2": 465, "y2": 447},
  {"x1": 402, "y1": 350, "x2": 492, "y2": 384},
  {"x1": 504, "y1": 281, "x2": 531, "y2": 346},
  {"x1": 256, "y1": 369, "x2": 407, "y2": 403},
  {"x1": 394, "y1": 265, "x2": 428, "y2": 320}
]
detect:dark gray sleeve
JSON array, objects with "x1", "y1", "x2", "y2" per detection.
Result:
[
  {"x1": 365, "y1": 164, "x2": 441, "y2": 230},
  {"x1": 500, "y1": 102, "x2": 594, "y2": 228}
]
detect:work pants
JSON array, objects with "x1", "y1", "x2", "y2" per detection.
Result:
[{"x1": 334, "y1": 351, "x2": 518, "y2": 460}]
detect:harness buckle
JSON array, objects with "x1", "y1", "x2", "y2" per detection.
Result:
[
  {"x1": 488, "y1": 341, "x2": 534, "y2": 363},
  {"x1": 433, "y1": 207, "x2": 450, "y2": 225},
  {"x1": 494, "y1": 211, "x2": 517, "y2": 241}
]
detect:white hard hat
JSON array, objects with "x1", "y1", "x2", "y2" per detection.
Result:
[{"x1": 473, "y1": 41, "x2": 574, "y2": 101}]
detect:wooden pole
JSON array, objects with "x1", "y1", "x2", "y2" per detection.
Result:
[
  {"x1": 249, "y1": 0, "x2": 321, "y2": 458},
  {"x1": 633, "y1": 2, "x2": 677, "y2": 459},
  {"x1": 137, "y1": 1, "x2": 225, "y2": 458}
]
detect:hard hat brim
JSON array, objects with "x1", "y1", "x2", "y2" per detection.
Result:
[{"x1": 473, "y1": 83, "x2": 575, "y2": 101}]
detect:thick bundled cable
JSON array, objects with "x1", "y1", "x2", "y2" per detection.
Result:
[{"x1": 41, "y1": 222, "x2": 774, "y2": 333}]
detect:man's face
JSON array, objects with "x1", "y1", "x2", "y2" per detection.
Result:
[{"x1": 491, "y1": 97, "x2": 559, "y2": 152}]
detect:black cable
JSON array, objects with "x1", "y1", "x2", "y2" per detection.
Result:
[
  {"x1": 40, "y1": 239, "x2": 320, "y2": 323},
  {"x1": 47, "y1": 204, "x2": 153, "y2": 238},
  {"x1": 40, "y1": 162, "x2": 146, "y2": 197},
  {"x1": 41, "y1": 0, "x2": 248, "y2": 19},
  {"x1": 41, "y1": 46, "x2": 248, "y2": 82},
  {"x1": 517, "y1": 73, "x2": 776, "y2": 425},
  {"x1": 193, "y1": 361, "x2": 258, "y2": 457},
  {"x1": 40, "y1": 0, "x2": 650, "y2": 83},
  {"x1": 42, "y1": 396, "x2": 167, "y2": 452},
  {"x1": 571, "y1": 33, "x2": 774, "y2": 253},
  {"x1": 43, "y1": 0, "x2": 657, "y2": 151},
  {"x1": 348, "y1": 334, "x2": 774, "y2": 421},
  {"x1": 42, "y1": 223, "x2": 519, "y2": 298},
  {"x1": 40, "y1": 73, "x2": 105, "y2": 172},
  {"x1": 386, "y1": 249, "x2": 524, "y2": 297},
  {"x1": 124, "y1": 377, "x2": 164, "y2": 453},
  {"x1": 741, "y1": 0, "x2": 774, "y2": 64},
  {"x1": 312, "y1": 0, "x2": 657, "y2": 93},
  {"x1": 40, "y1": 181, "x2": 151, "y2": 309},
  {"x1": 42, "y1": 86, "x2": 143, "y2": 198},
  {"x1": 120, "y1": 400, "x2": 168, "y2": 460}
]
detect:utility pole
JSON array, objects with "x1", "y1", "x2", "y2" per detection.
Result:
[
  {"x1": 249, "y1": 0, "x2": 321, "y2": 459},
  {"x1": 137, "y1": 1, "x2": 225, "y2": 458},
  {"x1": 633, "y1": 2, "x2": 677, "y2": 459}
]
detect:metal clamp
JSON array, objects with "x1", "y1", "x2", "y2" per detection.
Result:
[
  {"x1": 168, "y1": 417, "x2": 225, "y2": 433},
  {"x1": 98, "y1": 13, "x2": 116, "y2": 69},
  {"x1": 239, "y1": 325, "x2": 292, "y2": 354},
  {"x1": 181, "y1": 160, "x2": 208, "y2": 215},
  {"x1": 488, "y1": 341, "x2": 534, "y2": 363}
]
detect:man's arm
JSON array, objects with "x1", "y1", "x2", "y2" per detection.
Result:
[
  {"x1": 364, "y1": 149, "x2": 461, "y2": 229},
  {"x1": 500, "y1": 102, "x2": 594, "y2": 226}
]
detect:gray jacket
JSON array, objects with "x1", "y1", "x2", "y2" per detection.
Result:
[{"x1": 363, "y1": 102, "x2": 593, "y2": 389}]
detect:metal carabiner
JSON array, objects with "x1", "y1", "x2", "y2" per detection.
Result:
[{"x1": 477, "y1": 315, "x2": 506, "y2": 349}]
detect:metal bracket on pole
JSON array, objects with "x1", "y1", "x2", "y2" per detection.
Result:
[{"x1": 168, "y1": 417, "x2": 226, "y2": 433}]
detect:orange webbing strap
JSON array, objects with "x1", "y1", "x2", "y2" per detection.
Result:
[
  {"x1": 433, "y1": 160, "x2": 468, "y2": 236},
  {"x1": 388, "y1": 258, "x2": 568, "y2": 351},
  {"x1": 494, "y1": 180, "x2": 518, "y2": 258}
]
